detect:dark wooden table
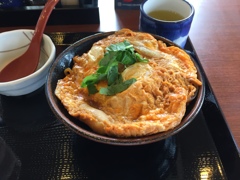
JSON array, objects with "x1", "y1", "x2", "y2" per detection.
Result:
[{"x1": 0, "y1": 0, "x2": 239, "y2": 149}]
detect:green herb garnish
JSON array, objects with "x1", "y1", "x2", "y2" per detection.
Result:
[{"x1": 81, "y1": 40, "x2": 148, "y2": 95}]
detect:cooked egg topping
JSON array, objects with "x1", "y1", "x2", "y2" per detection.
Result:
[{"x1": 55, "y1": 29, "x2": 202, "y2": 137}]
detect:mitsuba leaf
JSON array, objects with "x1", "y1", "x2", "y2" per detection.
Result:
[
  {"x1": 99, "y1": 78, "x2": 137, "y2": 96},
  {"x1": 97, "y1": 66, "x2": 108, "y2": 74},
  {"x1": 81, "y1": 74, "x2": 99, "y2": 87},
  {"x1": 87, "y1": 84, "x2": 98, "y2": 94},
  {"x1": 135, "y1": 53, "x2": 148, "y2": 62},
  {"x1": 107, "y1": 63, "x2": 119, "y2": 86},
  {"x1": 106, "y1": 40, "x2": 133, "y2": 52},
  {"x1": 81, "y1": 73, "x2": 106, "y2": 88},
  {"x1": 99, "y1": 51, "x2": 117, "y2": 67},
  {"x1": 81, "y1": 40, "x2": 148, "y2": 95},
  {"x1": 121, "y1": 50, "x2": 136, "y2": 65}
]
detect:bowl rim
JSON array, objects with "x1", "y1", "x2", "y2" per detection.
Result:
[
  {"x1": 46, "y1": 31, "x2": 205, "y2": 146},
  {"x1": 0, "y1": 29, "x2": 56, "y2": 87}
]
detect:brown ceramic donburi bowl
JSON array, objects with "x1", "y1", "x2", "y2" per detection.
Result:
[{"x1": 45, "y1": 31, "x2": 205, "y2": 146}]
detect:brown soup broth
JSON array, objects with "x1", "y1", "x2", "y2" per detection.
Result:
[{"x1": 148, "y1": 10, "x2": 184, "y2": 21}]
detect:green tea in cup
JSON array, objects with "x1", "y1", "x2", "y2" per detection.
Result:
[
  {"x1": 148, "y1": 10, "x2": 185, "y2": 21},
  {"x1": 139, "y1": 0, "x2": 195, "y2": 47}
]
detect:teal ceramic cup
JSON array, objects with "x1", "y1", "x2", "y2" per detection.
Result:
[{"x1": 139, "y1": 0, "x2": 195, "y2": 48}]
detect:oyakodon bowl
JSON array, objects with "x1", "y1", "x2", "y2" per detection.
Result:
[
  {"x1": 0, "y1": 29, "x2": 56, "y2": 96},
  {"x1": 45, "y1": 31, "x2": 205, "y2": 146}
]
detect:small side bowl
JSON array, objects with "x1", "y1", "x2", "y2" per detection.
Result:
[
  {"x1": 0, "y1": 29, "x2": 56, "y2": 96},
  {"x1": 46, "y1": 31, "x2": 205, "y2": 146}
]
